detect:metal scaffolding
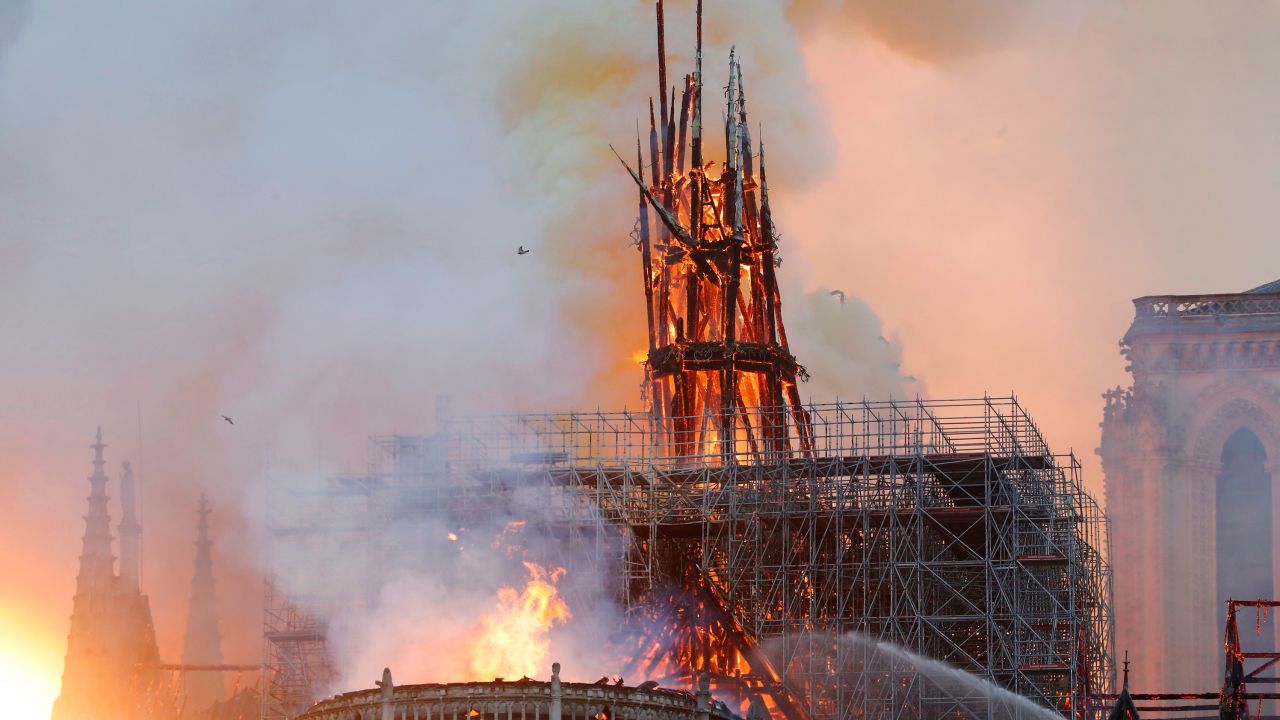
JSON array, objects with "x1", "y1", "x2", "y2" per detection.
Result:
[
  {"x1": 263, "y1": 12, "x2": 1112, "y2": 718},
  {"x1": 262, "y1": 396, "x2": 1112, "y2": 720},
  {"x1": 260, "y1": 463, "x2": 368, "y2": 720}
]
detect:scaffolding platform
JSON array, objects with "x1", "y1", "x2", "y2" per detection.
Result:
[{"x1": 263, "y1": 396, "x2": 1112, "y2": 720}]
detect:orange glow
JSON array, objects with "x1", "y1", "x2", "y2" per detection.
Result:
[
  {"x1": 468, "y1": 562, "x2": 570, "y2": 679},
  {"x1": 0, "y1": 611, "x2": 63, "y2": 719},
  {"x1": 631, "y1": 349, "x2": 647, "y2": 365}
]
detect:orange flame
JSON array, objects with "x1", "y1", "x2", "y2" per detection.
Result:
[{"x1": 468, "y1": 562, "x2": 571, "y2": 679}]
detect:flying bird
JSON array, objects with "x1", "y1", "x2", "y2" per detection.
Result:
[
  {"x1": 221, "y1": 415, "x2": 234, "y2": 425},
  {"x1": 830, "y1": 289, "x2": 846, "y2": 304},
  {"x1": 517, "y1": 246, "x2": 531, "y2": 255}
]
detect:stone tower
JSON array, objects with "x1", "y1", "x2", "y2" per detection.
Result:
[
  {"x1": 181, "y1": 494, "x2": 225, "y2": 713},
  {"x1": 1101, "y1": 283, "x2": 1280, "y2": 694},
  {"x1": 52, "y1": 428, "x2": 164, "y2": 720}
]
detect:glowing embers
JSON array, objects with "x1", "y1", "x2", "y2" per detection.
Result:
[
  {"x1": 469, "y1": 562, "x2": 571, "y2": 680},
  {"x1": 647, "y1": 367, "x2": 802, "y2": 463},
  {"x1": 619, "y1": 5, "x2": 813, "y2": 463},
  {"x1": 613, "y1": 585, "x2": 804, "y2": 719}
]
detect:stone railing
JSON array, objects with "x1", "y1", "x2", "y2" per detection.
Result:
[
  {"x1": 1127, "y1": 293, "x2": 1280, "y2": 341},
  {"x1": 1134, "y1": 293, "x2": 1280, "y2": 320},
  {"x1": 297, "y1": 664, "x2": 747, "y2": 720}
]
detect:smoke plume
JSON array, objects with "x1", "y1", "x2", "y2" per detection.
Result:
[
  {"x1": 7, "y1": 0, "x2": 1280, "y2": 713},
  {"x1": 0, "y1": 0, "x2": 919, "y2": 692}
]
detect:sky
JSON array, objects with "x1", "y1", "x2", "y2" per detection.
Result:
[{"x1": 4, "y1": 0, "x2": 1280, "y2": 715}]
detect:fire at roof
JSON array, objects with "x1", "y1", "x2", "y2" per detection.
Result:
[
  {"x1": 37, "y1": 3, "x2": 1280, "y2": 720},
  {"x1": 259, "y1": 4, "x2": 1111, "y2": 720}
]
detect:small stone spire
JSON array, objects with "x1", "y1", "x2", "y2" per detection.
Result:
[
  {"x1": 117, "y1": 461, "x2": 141, "y2": 594},
  {"x1": 76, "y1": 427, "x2": 116, "y2": 594},
  {"x1": 1108, "y1": 650, "x2": 1140, "y2": 720},
  {"x1": 181, "y1": 494, "x2": 224, "y2": 711},
  {"x1": 550, "y1": 662, "x2": 562, "y2": 720}
]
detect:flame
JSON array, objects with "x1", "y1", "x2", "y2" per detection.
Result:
[
  {"x1": 468, "y1": 562, "x2": 570, "y2": 679},
  {"x1": 447, "y1": 532, "x2": 459, "y2": 542},
  {"x1": 0, "y1": 611, "x2": 62, "y2": 718},
  {"x1": 632, "y1": 349, "x2": 647, "y2": 364}
]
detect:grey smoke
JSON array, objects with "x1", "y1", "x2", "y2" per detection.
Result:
[
  {"x1": 0, "y1": 0, "x2": 914, "y2": 679},
  {"x1": 0, "y1": 0, "x2": 25, "y2": 63},
  {"x1": 263, "y1": 462, "x2": 627, "y2": 690}
]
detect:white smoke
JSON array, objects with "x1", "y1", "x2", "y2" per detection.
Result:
[
  {"x1": 263, "y1": 460, "x2": 628, "y2": 692},
  {"x1": 0, "y1": 0, "x2": 915, "y2": 691},
  {"x1": 787, "y1": 286, "x2": 919, "y2": 401}
]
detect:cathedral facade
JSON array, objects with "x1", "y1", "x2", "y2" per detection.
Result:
[{"x1": 1100, "y1": 283, "x2": 1280, "y2": 694}]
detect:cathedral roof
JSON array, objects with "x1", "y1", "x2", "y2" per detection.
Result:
[{"x1": 1245, "y1": 279, "x2": 1280, "y2": 294}]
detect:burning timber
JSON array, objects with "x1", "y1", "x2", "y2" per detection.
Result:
[
  {"x1": 264, "y1": 4, "x2": 1112, "y2": 720},
  {"x1": 265, "y1": 397, "x2": 1112, "y2": 720},
  {"x1": 297, "y1": 664, "x2": 749, "y2": 720},
  {"x1": 614, "y1": 0, "x2": 811, "y2": 463}
]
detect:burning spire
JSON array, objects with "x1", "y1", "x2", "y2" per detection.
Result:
[
  {"x1": 181, "y1": 494, "x2": 225, "y2": 712},
  {"x1": 616, "y1": 0, "x2": 813, "y2": 462}
]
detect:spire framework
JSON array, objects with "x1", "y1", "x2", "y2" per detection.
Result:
[{"x1": 619, "y1": 0, "x2": 813, "y2": 464}]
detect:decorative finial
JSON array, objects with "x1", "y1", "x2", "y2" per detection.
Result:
[
  {"x1": 1123, "y1": 650, "x2": 1131, "y2": 688},
  {"x1": 92, "y1": 426, "x2": 107, "y2": 466}
]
